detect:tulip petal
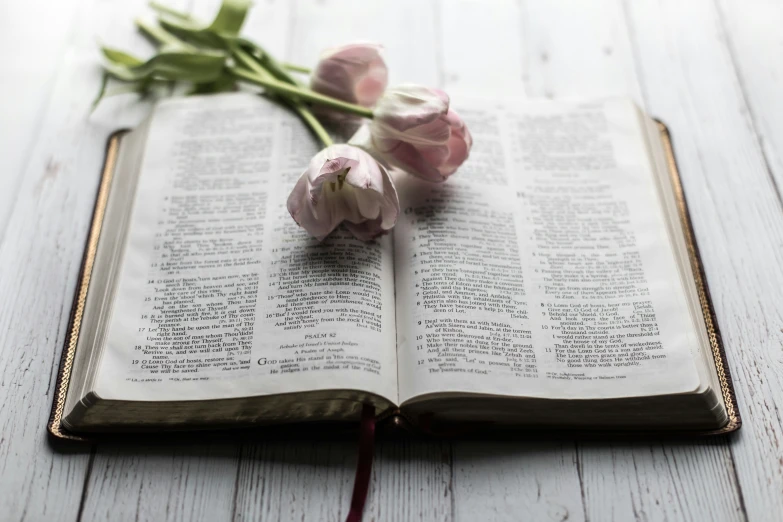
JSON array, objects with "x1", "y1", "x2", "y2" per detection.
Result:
[
  {"x1": 368, "y1": 87, "x2": 473, "y2": 181},
  {"x1": 287, "y1": 173, "x2": 341, "y2": 240},
  {"x1": 355, "y1": 72, "x2": 387, "y2": 107},
  {"x1": 344, "y1": 217, "x2": 386, "y2": 241},
  {"x1": 385, "y1": 141, "x2": 448, "y2": 182},
  {"x1": 372, "y1": 84, "x2": 449, "y2": 132},
  {"x1": 378, "y1": 165, "x2": 400, "y2": 229},
  {"x1": 352, "y1": 190, "x2": 381, "y2": 220},
  {"x1": 442, "y1": 133, "x2": 469, "y2": 172},
  {"x1": 287, "y1": 144, "x2": 400, "y2": 241}
]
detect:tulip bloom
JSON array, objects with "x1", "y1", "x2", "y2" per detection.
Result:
[
  {"x1": 287, "y1": 144, "x2": 399, "y2": 241},
  {"x1": 367, "y1": 85, "x2": 473, "y2": 182},
  {"x1": 310, "y1": 43, "x2": 388, "y2": 108}
]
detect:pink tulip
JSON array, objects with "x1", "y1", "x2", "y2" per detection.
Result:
[
  {"x1": 310, "y1": 43, "x2": 388, "y2": 108},
  {"x1": 287, "y1": 144, "x2": 399, "y2": 241},
  {"x1": 366, "y1": 85, "x2": 473, "y2": 182}
]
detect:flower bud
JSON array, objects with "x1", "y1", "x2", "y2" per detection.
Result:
[
  {"x1": 287, "y1": 144, "x2": 399, "y2": 241},
  {"x1": 367, "y1": 85, "x2": 472, "y2": 182},
  {"x1": 310, "y1": 43, "x2": 388, "y2": 108}
]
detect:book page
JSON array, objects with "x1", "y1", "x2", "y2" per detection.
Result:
[
  {"x1": 395, "y1": 98, "x2": 701, "y2": 403},
  {"x1": 95, "y1": 93, "x2": 397, "y2": 404}
]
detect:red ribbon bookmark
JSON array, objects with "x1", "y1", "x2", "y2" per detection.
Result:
[{"x1": 346, "y1": 403, "x2": 376, "y2": 522}]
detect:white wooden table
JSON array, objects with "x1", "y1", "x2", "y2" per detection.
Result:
[{"x1": 2, "y1": 0, "x2": 782, "y2": 520}]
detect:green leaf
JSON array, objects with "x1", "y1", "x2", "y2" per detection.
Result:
[
  {"x1": 157, "y1": 21, "x2": 228, "y2": 50},
  {"x1": 100, "y1": 46, "x2": 227, "y2": 83},
  {"x1": 101, "y1": 48, "x2": 145, "y2": 67},
  {"x1": 151, "y1": 0, "x2": 251, "y2": 50},
  {"x1": 136, "y1": 18, "x2": 191, "y2": 49},
  {"x1": 204, "y1": 0, "x2": 250, "y2": 36}
]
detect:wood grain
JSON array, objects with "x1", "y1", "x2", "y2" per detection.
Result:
[
  {"x1": 234, "y1": 440, "x2": 453, "y2": 522},
  {"x1": 525, "y1": 1, "x2": 747, "y2": 519},
  {"x1": 437, "y1": 0, "x2": 526, "y2": 99},
  {"x1": 0, "y1": 0, "x2": 82, "y2": 243},
  {"x1": 81, "y1": 442, "x2": 239, "y2": 522},
  {"x1": 438, "y1": 3, "x2": 587, "y2": 520},
  {"x1": 625, "y1": 0, "x2": 783, "y2": 519},
  {"x1": 520, "y1": 0, "x2": 643, "y2": 104},
  {"x1": 440, "y1": 2, "x2": 742, "y2": 520},
  {"x1": 716, "y1": 0, "x2": 783, "y2": 200},
  {"x1": 78, "y1": 2, "x2": 244, "y2": 521},
  {"x1": 451, "y1": 441, "x2": 583, "y2": 522},
  {"x1": 504, "y1": 1, "x2": 745, "y2": 520},
  {"x1": 578, "y1": 440, "x2": 744, "y2": 521},
  {"x1": 0, "y1": 0, "x2": 158, "y2": 518}
]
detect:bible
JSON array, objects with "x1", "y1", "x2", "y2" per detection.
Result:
[{"x1": 49, "y1": 92, "x2": 740, "y2": 439}]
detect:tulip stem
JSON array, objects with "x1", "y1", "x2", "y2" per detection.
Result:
[
  {"x1": 229, "y1": 67, "x2": 374, "y2": 119},
  {"x1": 296, "y1": 105, "x2": 334, "y2": 146},
  {"x1": 233, "y1": 49, "x2": 333, "y2": 147},
  {"x1": 282, "y1": 62, "x2": 311, "y2": 74}
]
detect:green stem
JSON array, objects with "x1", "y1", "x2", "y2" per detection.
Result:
[
  {"x1": 282, "y1": 62, "x2": 311, "y2": 74},
  {"x1": 229, "y1": 67, "x2": 374, "y2": 119},
  {"x1": 233, "y1": 48, "x2": 270, "y2": 78},
  {"x1": 233, "y1": 49, "x2": 333, "y2": 146},
  {"x1": 135, "y1": 18, "x2": 189, "y2": 48},
  {"x1": 294, "y1": 104, "x2": 333, "y2": 146},
  {"x1": 248, "y1": 43, "x2": 302, "y2": 87}
]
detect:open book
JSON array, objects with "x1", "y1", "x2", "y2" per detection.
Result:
[{"x1": 50, "y1": 93, "x2": 740, "y2": 439}]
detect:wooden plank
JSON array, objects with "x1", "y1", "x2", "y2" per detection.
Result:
[
  {"x1": 68, "y1": 0, "x2": 242, "y2": 520},
  {"x1": 578, "y1": 440, "x2": 744, "y2": 521},
  {"x1": 0, "y1": 0, "x2": 169, "y2": 519},
  {"x1": 520, "y1": 0, "x2": 643, "y2": 104},
  {"x1": 441, "y1": 1, "x2": 745, "y2": 520},
  {"x1": 80, "y1": 2, "x2": 243, "y2": 521},
  {"x1": 525, "y1": 1, "x2": 745, "y2": 519},
  {"x1": 369, "y1": 440, "x2": 453, "y2": 522},
  {"x1": 452, "y1": 441, "x2": 583, "y2": 521},
  {"x1": 437, "y1": 0, "x2": 526, "y2": 99},
  {"x1": 624, "y1": 0, "x2": 783, "y2": 518},
  {"x1": 437, "y1": 2, "x2": 585, "y2": 520},
  {"x1": 285, "y1": 0, "x2": 441, "y2": 87},
  {"x1": 0, "y1": 0, "x2": 82, "y2": 243},
  {"x1": 716, "y1": 0, "x2": 783, "y2": 199},
  {"x1": 82, "y1": 442, "x2": 240, "y2": 521},
  {"x1": 235, "y1": 440, "x2": 453, "y2": 522},
  {"x1": 234, "y1": 441, "x2": 357, "y2": 521}
]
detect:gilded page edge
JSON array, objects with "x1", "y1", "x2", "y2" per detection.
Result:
[
  {"x1": 47, "y1": 131, "x2": 127, "y2": 442},
  {"x1": 656, "y1": 120, "x2": 741, "y2": 434}
]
